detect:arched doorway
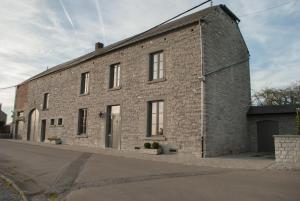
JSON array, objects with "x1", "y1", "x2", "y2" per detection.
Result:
[
  {"x1": 27, "y1": 109, "x2": 39, "y2": 141},
  {"x1": 257, "y1": 120, "x2": 279, "y2": 153}
]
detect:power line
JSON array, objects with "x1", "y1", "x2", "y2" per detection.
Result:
[
  {"x1": 110, "y1": 0, "x2": 212, "y2": 50},
  {"x1": 0, "y1": 85, "x2": 16, "y2": 90},
  {"x1": 240, "y1": 0, "x2": 296, "y2": 17}
]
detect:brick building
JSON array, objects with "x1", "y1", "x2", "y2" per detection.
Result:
[{"x1": 12, "y1": 5, "x2": 251, "y2": 157}]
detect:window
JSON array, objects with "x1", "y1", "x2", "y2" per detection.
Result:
[
  {"x1": 109, "y1": 63, "x2": 121, "y2": 88},
  {"x1": 50, "y1": 119, "x2": 55, "y2": 126},
  {"x1": 58, "y1": 118, "x2": 63, "y2": 126},
  {"x1": 148, "y1": 101, "x2": 164, "y2": 136},
  {"x1": 78, "y1": 109, "x2": 87, "y2": 135},
  {"x1": 80, "y1": 72, "x2": 90, "y2": 94},
  {"x1": 150, "y1": 51, "x2": 164, "y2": 80},
  {"x1": 43, "y1": 93, "x2": 49, "y2": 110}
]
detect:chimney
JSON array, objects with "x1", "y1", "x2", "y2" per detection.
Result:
[{"x1": 95, "y1": 42, "x2": 104, "y2": 50}]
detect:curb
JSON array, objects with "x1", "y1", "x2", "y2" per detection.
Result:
[{"x1": 0, "y1": 173, "x2": 28, "y2": 201}]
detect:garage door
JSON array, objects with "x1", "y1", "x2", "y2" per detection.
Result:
[{"x1": 257, "y1": 120, "x2": 279, "y2": 153}]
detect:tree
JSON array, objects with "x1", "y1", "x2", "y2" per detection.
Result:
[{"x1": 252, "y1": 81, "x2": 300, "y2": 106}]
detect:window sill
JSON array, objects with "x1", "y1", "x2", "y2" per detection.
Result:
[
  {"x1": 57, "y1": 125, "x2": 64, "y2": 127},
  {"x1": 147, "y1": 78, "x2": 166, "y2": 84},
  {"x1": 108, "y1": 86, "x2": 122, "y2": 91},
  {"x1": 143, "y1": 135, "x2": 166, "y2": 141},
  {"x1": 76, "y1": 134, "x2": 88, "y2": 138},
  {"x1": 49, "y1": 125, "x2": 55, "y2": 127},
  {"x1": 79, "y1": 92, "x2": 90, "y2": 97},
  {"x1": 42, "y1": 109, "x2": 49, "y2": 111}
]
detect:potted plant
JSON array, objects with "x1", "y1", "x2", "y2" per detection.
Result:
[{"x1": 140, "y1": 142, "x2": 162, "y2": 155}]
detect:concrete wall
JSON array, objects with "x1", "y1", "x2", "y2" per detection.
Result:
[
  {"x1": 274, "y1": 135, "x2": 300, "y2": 163},
  {"x1": 201, "y1": 7, "x2": 251, "y2": 156},
  {"x1": 14, "y1": 22, "x2": 204, "y2": 154},
  {"x1": 248, "y1": 114, "x2": 297, "y2": 152}
]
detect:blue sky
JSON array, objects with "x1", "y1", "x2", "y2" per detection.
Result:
[{"x1": 0, "y1": 0, "x2": 299, "y2": 123}]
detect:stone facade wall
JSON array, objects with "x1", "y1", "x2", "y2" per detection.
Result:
[
  {"x1": 248, "y1": 114, "x2": 297, "y2": 152},
  {"x1": 201, "y1": 7, "x2": 251, "y2": 157},
  {"x1": 13, "y1": 7, "x2": 251, "y2": 156},
  {"x1": 14, "y1": 22, "x2": 204, "y2": 154},
  {"x1": 274, "y1": 135, "x2": 300, "y2": 163}
]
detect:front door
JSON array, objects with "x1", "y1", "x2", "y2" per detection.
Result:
[
  {"x1": 27, "y1": 109, "x2": 39, "y2": 141},
  {"x1": 257, "y1": 120, "x2": 279, "y2": 153},
  {"x1": 40, "y1": 120, "x2": 46, "y2": 142},
  {"x1": 106, "y1": 105, "x2": 121, "y2": 149}
]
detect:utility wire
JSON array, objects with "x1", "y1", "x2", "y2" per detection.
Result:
[
  {"x1": 110, "y1": 0, "x2": 212, "y2": 49},
  {"x1": 0, "y1": 85, "x2": 16, "y2": 90},
  {"x1": 240, "y1": 0, "x2": 296, "y2": 17}
]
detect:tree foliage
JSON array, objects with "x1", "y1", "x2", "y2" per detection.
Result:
[{"x1": 252, "y1": 82, "x2": 300, "y2": 106}]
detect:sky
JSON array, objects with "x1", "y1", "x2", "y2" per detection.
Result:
[{"x1": 0, "y1": 0, "x2": 299, "y2": 123}]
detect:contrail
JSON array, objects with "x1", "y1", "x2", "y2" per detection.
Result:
[
  {"x1": 95, "y1": 0, "x2": 107, "y2": 44},
  {"x1": 58, "y1": 0, "x2": 76, "y2": 32}
]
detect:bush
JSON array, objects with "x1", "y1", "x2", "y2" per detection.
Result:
[
  {"x1": 152, "y1": 142, "x2": 160, "y2": 149},
  {"x1": 144, "y1": 142, "x2": 151, "y2": 149}
]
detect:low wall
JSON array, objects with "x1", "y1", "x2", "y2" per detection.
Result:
[{"x1": 274, "y1": 135, "x2": 300, "y2": 163}]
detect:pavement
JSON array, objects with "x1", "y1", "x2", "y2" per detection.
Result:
[{"x1": 0, "y1": 139, "x2": 300, "y2": 201}]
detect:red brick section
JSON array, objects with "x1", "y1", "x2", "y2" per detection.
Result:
[{"x1": 15, "y1": 83, "x2": 28, "y2": 111}]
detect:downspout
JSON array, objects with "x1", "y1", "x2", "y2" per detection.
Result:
[
  {"x1": 12, "y1": 86, "x2": 17, "y2": 139},
  {"x1": 199, "y1": 19, "x2": 206, "y2": 158}
]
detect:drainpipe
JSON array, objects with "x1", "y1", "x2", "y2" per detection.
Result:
[{"x1": 199, "y1": 18, "x2": 206, "y2": 158}]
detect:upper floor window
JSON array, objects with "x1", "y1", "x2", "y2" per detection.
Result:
[
  {"x1": 80, "y1": 72, "x2": 90, "y2": 95},
  {"x1": 149, "y1": 51, "x2": 164, "y2": 81},
  {"x1": 109, "y1": 63, "x2": 121, "y2": 89},
  {"x1": 58, "y1": 118, "x2": 63, "y2": 126},
  {"x1": 43, "y1": 93, "x2": 49, "y2": 110},
  {"x1": 78, "y1": 108, "x2": 87, "y2": 135},
  {"x1": 147, "y1": 100, "x2": 164, "y2": 136},
  {"x1": 50, "y1": 119, "x2": 55, "y2": 126}
]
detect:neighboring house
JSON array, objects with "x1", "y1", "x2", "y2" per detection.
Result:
[
  {"x1": 0, "y1": 103, "x2": 7, "y2": 129},
  {"x1": 0, "y1": 103, "x2": 10, "y2": 135},
  {"x1": 12, "y1": 5, "x2": 251, "y2": 157}
]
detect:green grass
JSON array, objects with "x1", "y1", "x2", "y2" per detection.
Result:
[{"x1": 49, "y1": 193, "x2": 58, "y2": 201}]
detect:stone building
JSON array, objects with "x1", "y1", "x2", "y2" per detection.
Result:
[
  {"x1": 0, "y1": 104, "x2": 7, "y2": 130},
  {"x1": 12, "y1": 5, "x2": 251, "y2": 157}
]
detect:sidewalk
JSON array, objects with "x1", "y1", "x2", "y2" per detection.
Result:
[{"x1": 6, "y1": 139, "x2": 275, "y2": 170}]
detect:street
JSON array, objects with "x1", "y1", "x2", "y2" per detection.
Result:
[{"x1": 0, "y1": 140, "x2": 299, "y2": 201}]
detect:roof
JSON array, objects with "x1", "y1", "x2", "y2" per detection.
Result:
[
  {"x1": 21, "y1": 4, "x2": 239, "y2": 84},
  {"x1": 248, "y1": 105, "x2": 300, "y2": 116}
]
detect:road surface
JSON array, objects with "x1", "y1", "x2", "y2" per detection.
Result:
[{"x1": 0, "y1": 140, "x2": 299, "y2": 201}]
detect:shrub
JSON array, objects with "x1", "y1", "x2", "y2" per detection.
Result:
[
  {"x1": 152, "y1": 142, "x2": 160, "y2": 149},
  {"x1": 144, "y1": 142, "x2": 151, "y2": 149}
]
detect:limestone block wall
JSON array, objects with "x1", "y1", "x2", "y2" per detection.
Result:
[
  {"x1": 274, "y1": 135, "x2": 300, "y2": 163},
  {"x1": 202, "y1": 7, "x2": 251, "y2": 156}
]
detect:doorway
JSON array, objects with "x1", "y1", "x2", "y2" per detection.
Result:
[
  {"x1": 27, "y1": 109, "x2": 39, "y2": 141},
  {"x1": 257, "y1": 120, "x2": 279, "y2": 153},
  {"x1": 40, "y1": 120, "x2": 46, "y2": 142},
  {"x1": 106, "y1": 105, "x2": 121, "y2": 149}
]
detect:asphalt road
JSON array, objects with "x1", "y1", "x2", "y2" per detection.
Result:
[{"x1": 0, "y1": 140, "x2": 299, "y2": 201}]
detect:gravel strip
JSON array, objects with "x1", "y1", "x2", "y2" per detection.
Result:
[{"x1": 0, "y1": 178, "x2": 20, "y2": 201}]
